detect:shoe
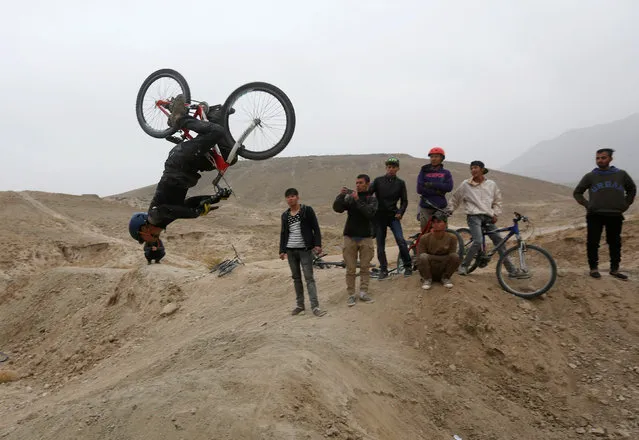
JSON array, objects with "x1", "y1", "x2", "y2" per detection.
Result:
[
  {"x1": 508, "y1": 269, "x2": 531, "y2": 279},
  {"x1": 347, "y1": 295, "x2": 356, "y2": 307},
  {"x1": 155, "y1": 260, "x2": 161, "y2": 264},
  {"x1": 147, "y1": 260, "x2": 152, "y2": 265},
  {"x1": 403, "y1": 267, "x2": 413, "y2": 277},
  {"x1": 358, "y1": 292, "x2": 375, "y2": 303},
  {"x1": 312, "y1": 307, "x2": 326, "y2": 317},
  {"x1": 421, "y1": 279, "x2": 432, "y2": 290},
  {"x1": 441, "y1": 278, "x2": 453, "y2": 288},
  {"x1": 458, "y1": 266, "x2": 469, "y2": 276},
  {"x1": 198, "y1": 200, "x2": 212, "y2": 217},
  {"x1": 377, "y1": 270, "x2": 389, "y2": 281},
  {"x1": 291, "y1": 306, "x2": 305, "y2": 316},
  {"x1": 590, "y1": 269, "x2": 601, "y2": 279},
  {"x1": 609, "y1": 271, "x2": 628, "y2": 280},
  {"x1": 168, "y1": 94, "x2": 188, "y2": 127}
]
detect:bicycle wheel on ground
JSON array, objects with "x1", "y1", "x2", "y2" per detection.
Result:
[
  {"x1": 447, "y1": 228, "x2": 465, "y2": 260},
  {"x1": 222, "y1": 82, "x2": 296, "y2": 160},
  {"x1": 496, "y1": 244, "x2": 557, "y2": 299},
  {"x1": 136, "y1": 69, "x2": 191, "y2": 139}
]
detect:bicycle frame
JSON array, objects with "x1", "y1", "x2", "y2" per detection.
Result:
[
  {"x1": 154, "y1": 100, "x2": 259, "y2": 187},
  {"x1": 477, "y1": 216, "x2": 523, "y2": 259},
  {"x1": 408, "y1": 201, "x2": 451, "y2": 252}
]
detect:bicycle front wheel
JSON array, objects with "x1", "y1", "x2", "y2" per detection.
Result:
[
  {"x1": 222, "y1": 82, "x2": 296, "y2": 160},
  {"x1": 135, "y1": 69, "x2": 191, "y2": 138},
  {"x1": 496, "y1": 244, "x2": 557, "y2": 299}
]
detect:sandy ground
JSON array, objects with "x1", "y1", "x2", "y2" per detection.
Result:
[{"x1": 0, "y1": 187, "x2": 638, "y2": 440}]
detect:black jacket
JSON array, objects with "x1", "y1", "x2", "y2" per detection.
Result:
[
  {"x1": 333, "y1": 192, "x2": 378, "y2": 237},
  {"x1": 369, "y1": 175, "x2": 408, "y2": 217},
  {"x1": 162, "y1": 141, "x2": 215, "y2": 189},
  {"x1": 279, "y1": 205, "x2": 322, "y2": 253}
]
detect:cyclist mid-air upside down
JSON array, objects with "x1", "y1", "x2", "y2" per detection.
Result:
[{"x1": 128, "y1": 95, "x2": 234, "y2": 245}]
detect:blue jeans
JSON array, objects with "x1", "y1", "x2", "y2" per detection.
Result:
[
  {"x1": 462, "y1": 214, "x2": 514, "y2": 272},
  {"x1": 375, "y1": 216, "x2": 411, "y2": 272},
  {"x1": 286, "y1": 249, "x2": 319, "y2": 309}
]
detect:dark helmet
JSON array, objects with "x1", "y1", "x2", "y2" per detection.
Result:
[
  {"x1": 385, "y1": 156, "x2": 400, "y2": 166},
  {"x1": 129, "y1": 212, "x2": 149, "y2": 243}
]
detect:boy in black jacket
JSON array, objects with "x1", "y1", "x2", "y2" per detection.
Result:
[
  {"x1": 333, "y1": 174, "x2": 378, "y2": 306},
  {"x1": 369, "y1": 156, "x2": 412, "y2": 279},
  {"x1": 279, "y1": 188, "x2": 326, "y2": 316},
  {"x1": 574, "y1": 148, "x2": 636, "y2": 279}
]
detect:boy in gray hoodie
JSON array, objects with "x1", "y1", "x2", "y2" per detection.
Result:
[{"x1": 574, "y1": 148, "x2": 636, "y2": 280}]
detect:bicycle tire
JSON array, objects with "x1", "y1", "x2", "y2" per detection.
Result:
[
  {"x1": 218, "y1": 261, "x2": 239, "y2": 277},
  {"x1": 222, "y1": 82, "x2": 296, "y2": 160},
  {"x1": 496, "y1": 244, "x2": 557, "y2": 299},
  {"x1": 136, "y1": 68, "x2": 191, "y2": 139}
]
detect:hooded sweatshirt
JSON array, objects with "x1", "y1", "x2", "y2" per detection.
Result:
[
  {"x1": 416, "y1": 164, "x2": 454, "y2": 209},
  {"x1": 573, "y1": 166, "x2": 636, "y2": 215}
]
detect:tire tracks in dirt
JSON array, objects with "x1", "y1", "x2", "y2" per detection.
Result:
[{"x1": 18, "y1": 191, "x2": 130, "y2": 245}]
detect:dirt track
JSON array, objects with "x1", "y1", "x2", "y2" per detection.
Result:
[{"x1": 1, "y1": 189, "x2": 638, "y2": 440}]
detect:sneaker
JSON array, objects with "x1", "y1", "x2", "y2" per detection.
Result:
[
  {"x1": 312, "y1": 307, "x2": 327, "y2": 317},
  {"x1": 347, "y1": 295, "x2": 356, "y2": 307},
  {"x1": 358, "y1": 292, "x2": 375, "y2": 303},
  {"x1": 377, "y1": 270, "x2": 390, "y2": 281},
  {"x1": 609, "y1": 271, "x2": 628, "y2": 281},
  {"x1": 508, "y1": 269, "x2": 532, "y2": 279},
  {"x1": 168, "y1": 94, "x2": 188, "y2": 127},
  {"x1": 441, "y1": 278, "x2": 453, "y2": 288},
  {"x1": 421, "y1": 279, "x2": 432, "y2": 290},
  {"x1": 291, "y1": 306, "x2": 305, "y2": 316},
  {"x1": 458, "y1": 266, "x2": 469, "y2": 276},
  {"x1": 147, "y1": 260, "x2": 152, "y2": 265},
  {"x1": 589, "y1": 269, "x2": 602, "y2": 279},
  {"x1": 403, "y1": 267, "x2": 413, "y2": 277}
]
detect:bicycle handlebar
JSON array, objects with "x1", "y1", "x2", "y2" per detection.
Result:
[
  {"x1": 513, "y1": 212, "x2": 529, "y2": 223},
  {"x1": 423, "y1": 200, "x2": 451, "y2": 216}
]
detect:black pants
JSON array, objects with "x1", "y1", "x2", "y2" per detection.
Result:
[
  {"x1": 586, "y1": 214, "x2": 623, "y2": 271},
  {"x1": 147, "y1": 118, "x2": 225, "y2": 229}
]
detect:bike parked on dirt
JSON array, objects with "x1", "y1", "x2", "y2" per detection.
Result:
[{"x1": 456, "y1": 212, "x2": 557, "y2": 298}]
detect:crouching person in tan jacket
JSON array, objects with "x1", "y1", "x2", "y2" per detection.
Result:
[{"x1": 417, "y1": 211, "x2": 461, "y2": 290}]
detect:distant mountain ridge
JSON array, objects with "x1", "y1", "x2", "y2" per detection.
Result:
[{"x1": 501, "y1": 113, "x2": 639, "y2": 184}]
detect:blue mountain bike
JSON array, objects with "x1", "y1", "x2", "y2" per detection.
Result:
[{"x1": 456, "y1": 212, "x2": 557, "y2": 299}]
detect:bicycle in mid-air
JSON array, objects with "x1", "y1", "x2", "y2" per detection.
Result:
[
  {"x1": 395, "y1": 200, "x2": 465, "y2": 275},
  {"x1": 135, "y1": 68, "x2": 296, "y2": 191},
  {"x1": 455, "y1": 212, "x2": 557, "y2": 299}
]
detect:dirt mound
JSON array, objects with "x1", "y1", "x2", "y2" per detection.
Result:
[{"x1": 0, "y1": 191, "x2": 638, "y2": 439}]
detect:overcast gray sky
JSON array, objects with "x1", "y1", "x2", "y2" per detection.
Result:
[{"x1": 1, "y1": 0, "x2": 638, "y2": 196}]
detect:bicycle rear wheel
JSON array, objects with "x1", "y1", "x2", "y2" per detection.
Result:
[
  {"x1": 222, "y1": 82, "x2": 296, "y2": 160},
  {"x1": 496, "y1": 244, "x2": 557, "y2": 299},
  {"x1": 136, "y1": 69, "x2": 191, "y2": 138}
]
